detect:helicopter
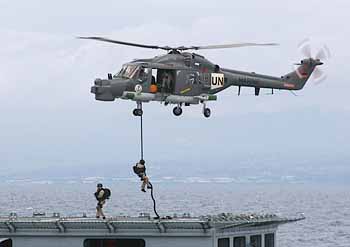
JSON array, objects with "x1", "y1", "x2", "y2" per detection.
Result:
[{"x1": 79, "y1": 37, "x2": 323, "y2": 118}]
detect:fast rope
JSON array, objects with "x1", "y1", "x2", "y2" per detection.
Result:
[
  {"x1": 140, "y1": 112, "x2": 144, "y2": 160},
  {"x1": 149, "y1": 182, "x2": 160, "y2": 219},
  {"x1": 139, "y1": 110, "x2": 160, "y2": 219}
]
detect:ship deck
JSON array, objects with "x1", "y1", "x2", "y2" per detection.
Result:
[{"x1": 0, "y1": 213, "x2": 304, "y2": 234}]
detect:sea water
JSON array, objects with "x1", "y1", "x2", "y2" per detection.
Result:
[{"x1": 0, "y1": 181, "x2": 349, "y2": 247}]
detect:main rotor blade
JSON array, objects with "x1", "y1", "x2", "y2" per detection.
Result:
[
  {"x1": 78, "y1": 37, "x2": 278, "y2": 51},
  {"x1": 77, "y1": 36, "x2": 171, "y2": 50},
  {"x1": 184, "y1": 43, "x2": 279, "y2": 50}
]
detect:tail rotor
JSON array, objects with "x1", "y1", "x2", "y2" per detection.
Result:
[{"x1": 296, "y1": 38, "x2": 331, "y2": 84}]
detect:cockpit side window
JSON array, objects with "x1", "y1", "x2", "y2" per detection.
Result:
[
  {"x1": 114, "y1": 65, "x2": 140, "y2": 79},
  {"x1": 138, "y1": 68, "x2": 151, "y2": 83}
]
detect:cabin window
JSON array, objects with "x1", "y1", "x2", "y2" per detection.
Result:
[
  {"x1": 138, "y1": 68, "x2": 151, "y2": 83},
  {"x1": 250, "y1": 235, "x2": 262, "y2": 247},
  {"x1": 218, "y1": 238, "x2": 229, "y2": 247},
  {"x1": 234, "y1": 236, "x2": 246, "y2": 247},
  {"x1": 84, "y1": 239, "x2": 145, "y2": 247},
  {"x1": 0, "y1": 239, "x2": 12, "y2": 247},
  {"x1": 264, "y1": 233, "x2": 275, "y2": 247},
  {"x1": 152, "y1": 69, "x2": 157, "y2": 84}
]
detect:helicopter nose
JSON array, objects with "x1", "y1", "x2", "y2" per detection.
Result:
[
  {"x1": 91, "y1": 78, "x2": 114, "y2": 101},
  {"x1": 110, "y1": 79, "x2": 127, "y2": 97},
  {"x1": 91, "y1": 78, "x2": 127, "y2": 101},
  {"x1": 94, "y1": 78, "x2": 110, "y2": 86}
]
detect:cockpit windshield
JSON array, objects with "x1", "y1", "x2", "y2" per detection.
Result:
[{"x1": 114, "y1": 65, "x2": 140, "y2": 79}]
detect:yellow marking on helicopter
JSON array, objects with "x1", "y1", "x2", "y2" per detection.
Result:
[{"x1": 180, "y1": 87, "x2": 192, "y2": 94}]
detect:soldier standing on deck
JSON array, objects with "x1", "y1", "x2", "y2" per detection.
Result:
[{"x1": 95, "y1": 183, "x2": 106, "y2": 219}]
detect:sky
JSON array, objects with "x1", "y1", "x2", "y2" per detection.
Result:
[{"x1": 0, "y1": 0, "x2": 349, "y2": 179}]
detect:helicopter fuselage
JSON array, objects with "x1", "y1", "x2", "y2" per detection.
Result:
[{"x1": 91, "y1": 52, "x2": 320, "y2": 117}]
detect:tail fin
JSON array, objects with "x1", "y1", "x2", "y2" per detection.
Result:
[{"x1": 282, "y1": 58, "x2": 323, "y2": 90}]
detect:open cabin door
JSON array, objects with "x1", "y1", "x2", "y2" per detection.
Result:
[{"x1": 151, "y1": 69, "x2": 176, "y2": 94}]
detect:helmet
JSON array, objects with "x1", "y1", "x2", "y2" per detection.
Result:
[
  {"x1": 139, "y1": 159, "x2": 145, "y2": 165},
  {"x1": 97, "y1": 183, "x2": 103, "y2": 188}
]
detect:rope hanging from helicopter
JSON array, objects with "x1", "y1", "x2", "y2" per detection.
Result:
[
  {"x1": 140, "y1": 112, "x2": 144, "y2": 160},
  {"x1": 139, "y1": 107, "x2": 160, "y2": 219}
]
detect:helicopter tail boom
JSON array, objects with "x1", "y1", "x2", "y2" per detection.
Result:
[
  {"x1": 281, "y1": 58, "x2": 322, "y2": 90},
  {"x1": 221, "y1": 58, "x2": 323, "y2": 94}
]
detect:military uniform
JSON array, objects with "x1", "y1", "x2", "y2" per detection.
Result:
[
  {"x1": 95, "y1": 185, "x2": 106, "y2": 219},
  {"x1": 133, "y1": 161, "x2": 151, "y2": 192}
]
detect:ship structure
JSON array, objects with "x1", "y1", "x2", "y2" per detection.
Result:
[{"x1": 0, "y1": 212, "x2": 304, "y2": 247}]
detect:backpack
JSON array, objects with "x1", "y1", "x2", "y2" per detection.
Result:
[
  {"x1": 133, "y1": 164, "x2": 146, "y2": 175},
  {"x1": 102, "y1": 188, "x2": 111, "y2": 200}
]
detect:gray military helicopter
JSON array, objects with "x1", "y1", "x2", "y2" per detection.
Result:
[{"x1": 79, "y1": 37, "x2": 323, "y2": 118}]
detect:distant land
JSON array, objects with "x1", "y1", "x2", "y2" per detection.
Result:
[{"x1": 1, "y1": 152, "x2": 349, "y2": 184}]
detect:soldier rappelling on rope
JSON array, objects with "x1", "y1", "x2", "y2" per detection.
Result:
[{"x1": 133, "y1": 159, "x2": 152, "y2": 192}]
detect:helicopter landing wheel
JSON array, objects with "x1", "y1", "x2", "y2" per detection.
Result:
[
  {"x1": 173, "y1": 106, "x2": 183, "y2": 116},
  {"x1": 203, "y1": 108, "x2": 211, "y2": 118},
  {"x1": 133, "y1": 108, "x2": 143, "y2": 116}
]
